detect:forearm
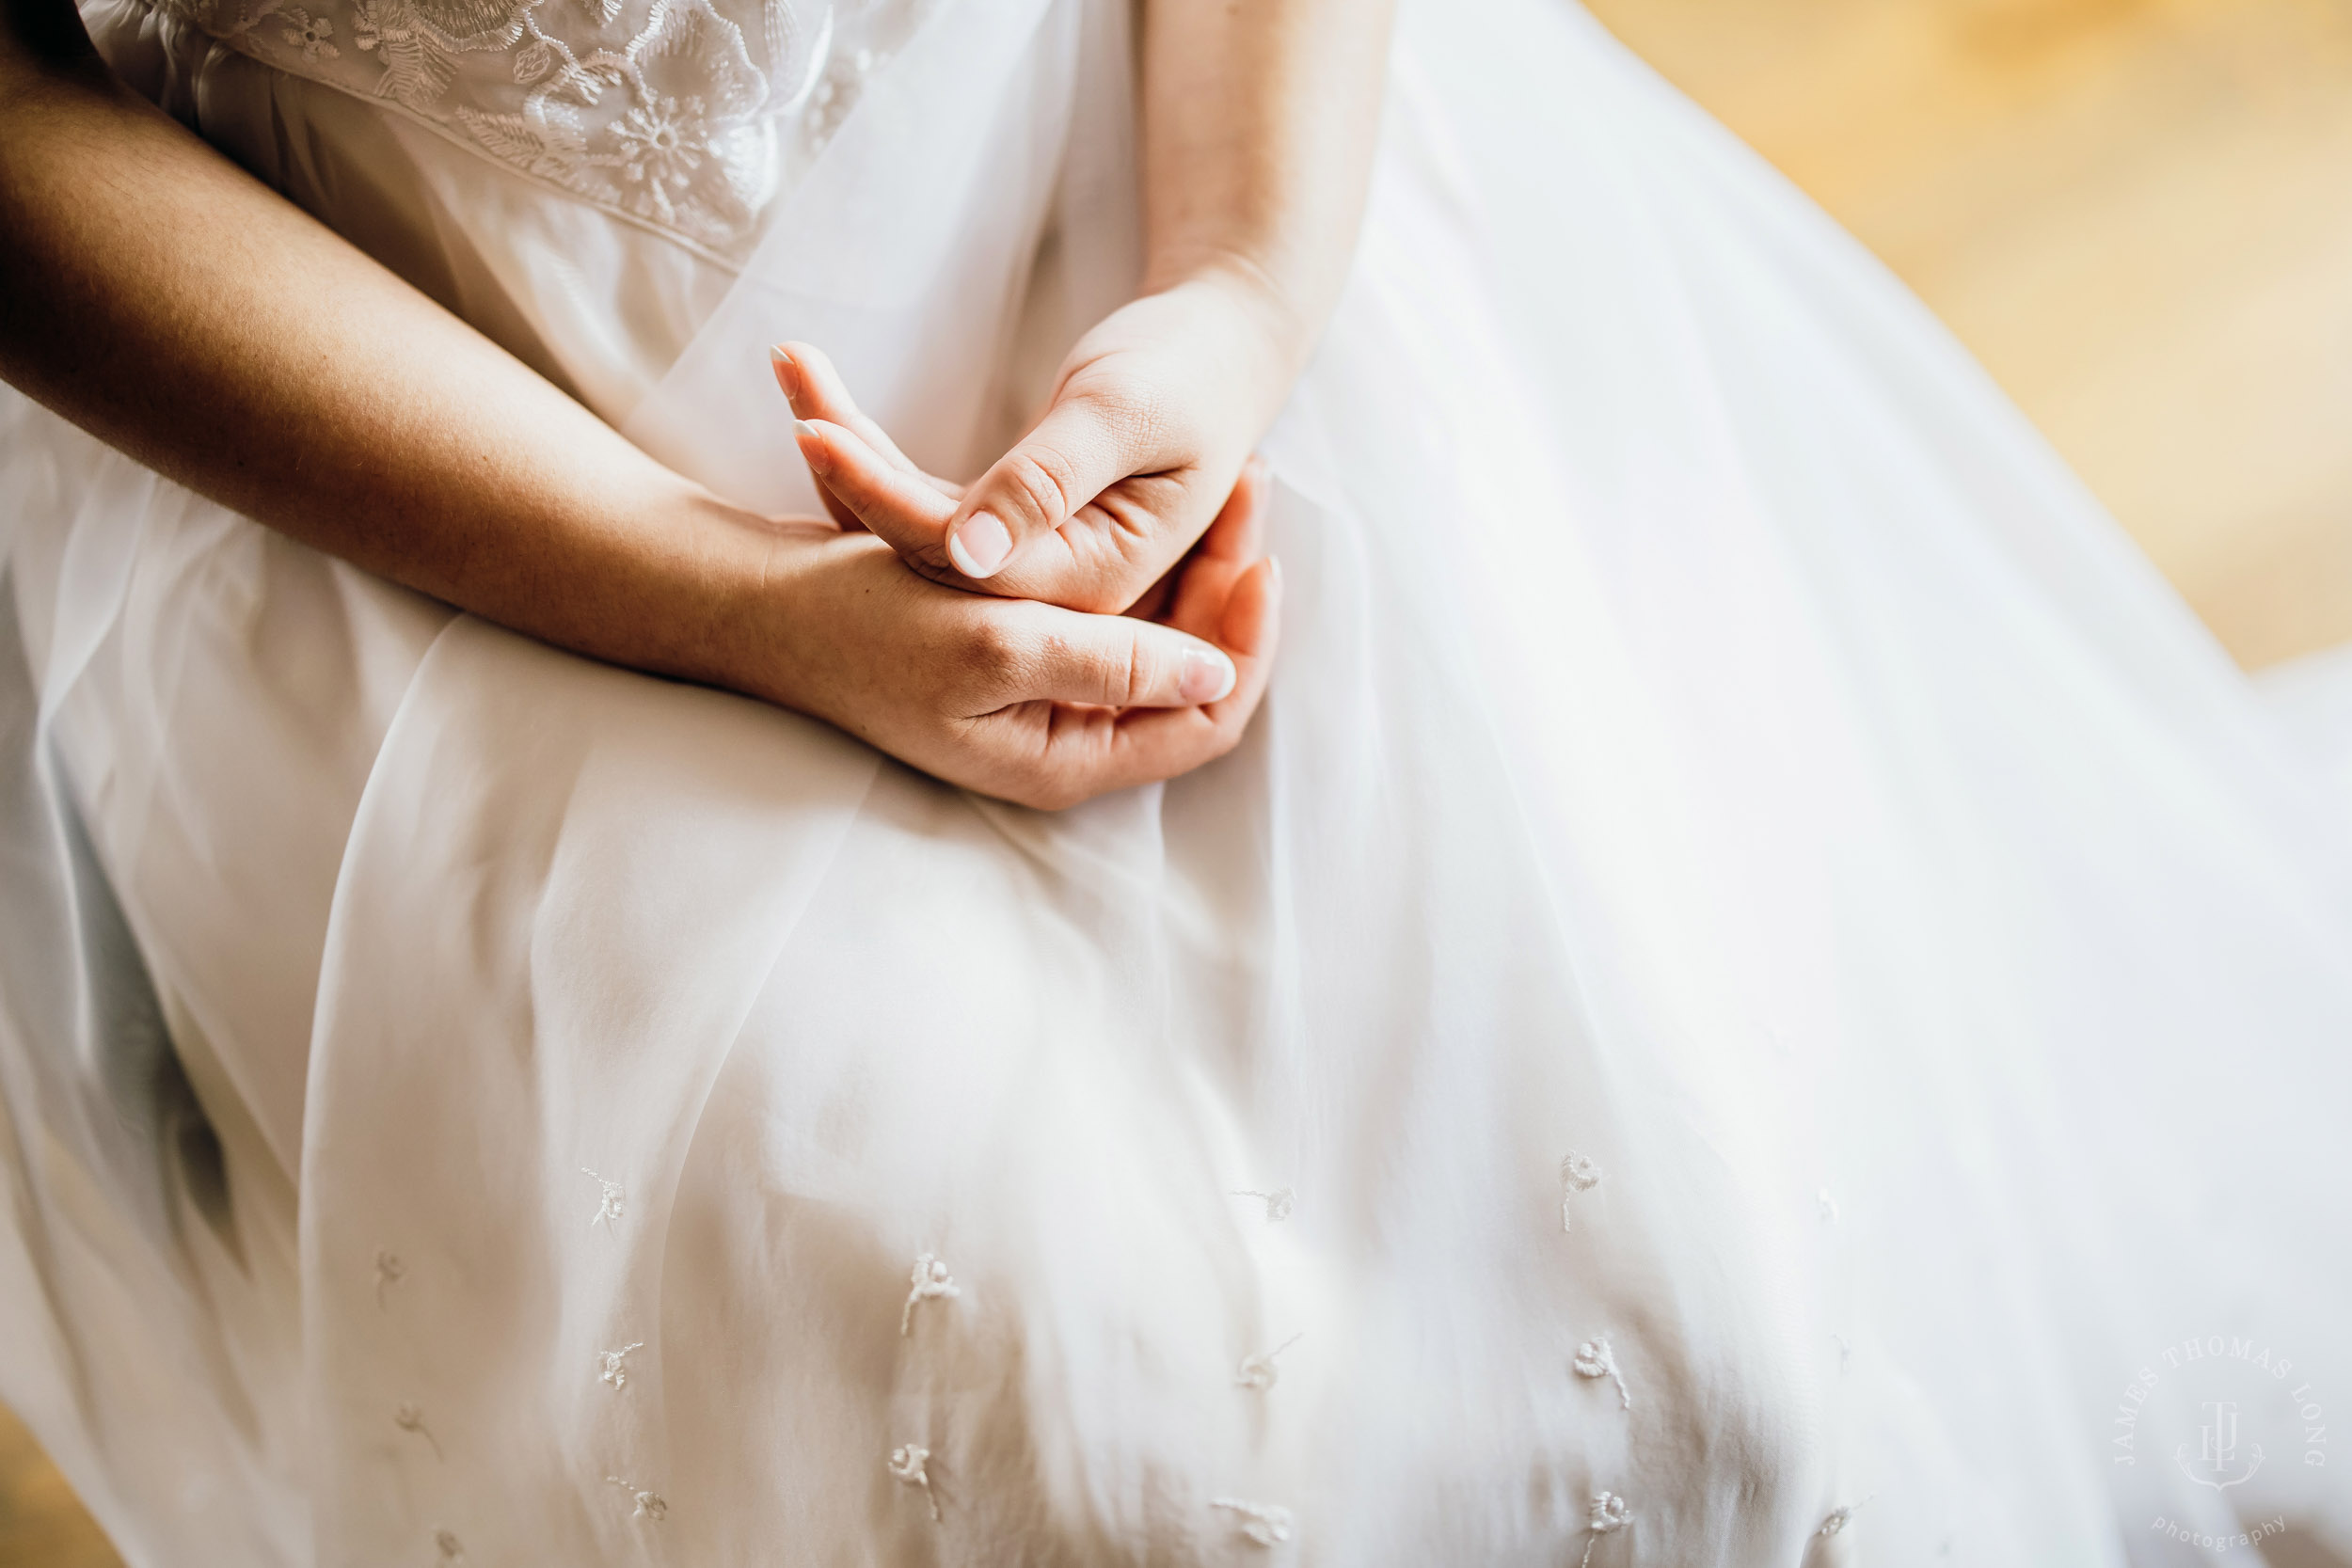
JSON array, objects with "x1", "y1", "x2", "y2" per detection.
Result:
[
  {"x1": 0, "y1": 6, "x2": 773, "y2": 691},
  {"x1": 1137, "y1": 0, "x2": 1394, "y2": 377}
]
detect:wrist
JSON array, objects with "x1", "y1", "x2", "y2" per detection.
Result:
[
  {"x1": 1141, "y1": 252, "x2": 1322, "y2": 383},
  {"x1": 642, "y1": 485, "x2": 828, "y2": 710},
  {"x1": 1114, "y1": 264, "x2": 1319, "y2": 451}
]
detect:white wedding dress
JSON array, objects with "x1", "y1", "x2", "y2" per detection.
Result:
[{"x1": 3, "y1": 0, "x2": 2349, "y2": 1561}]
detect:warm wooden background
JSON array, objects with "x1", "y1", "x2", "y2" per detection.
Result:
[
  {"x1": 6, "y1": 0, "x2": 2351, "y2": 1560},
  {"x1": 1585, "y1": 0, "x2": 2352, "y2": 669},
  {"x1": 0, "y1": 1411, "x2": 116, "y2": 1568}
]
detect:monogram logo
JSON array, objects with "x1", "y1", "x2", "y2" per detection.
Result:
[{"x1": 2176, "y1": 1398, "x2": 2265, "y2": 1491}]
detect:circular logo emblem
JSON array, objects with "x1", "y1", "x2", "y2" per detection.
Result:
[{"x1": 2112, "y1": 1333, "x2": 2328, "y2": 1552}]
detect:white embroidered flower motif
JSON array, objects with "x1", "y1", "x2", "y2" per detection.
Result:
[
  {"x1": 596, "y1": 0, "x2": 768, "y2": 241},
  {"x1": 596, "y1": 1341, "x2": 644, "y2": 1390},
  {"x1": 1580, "y1": 1490, "x2": 1631, "y2": 1568},
  {"x1": 611, "y1": 92, "x2": 710, "y2": 222},
  {"x1": 1233, "y1": 1186, "x2": 1295, "y2": 1222},
  {"x1": 455, "y1": 103, "x2": 592, "y2": 185},
  {"x1": 888, "y1": 1444, "x2": 940, "y2": 1521},
  {"x1": 901, "y1": 1251, "x2": 961, "y2": 1337},
  {"x1": 1561, "y1": 1152, "x2": 1601, "y2": 1232},
  {"x1": 1817, "y1": 1497, "x2": 1873, "y2": 1537},
  {"x1": 606, "y1": 1476, "x2": 667, "y2": 1520},
  {"x1": 349, "y1": 0, "x2": 391, "y2": 46},
  {"x1": 1235, "y1": 1333, "x2": 1303, "y2": 1392},
  {"x1": 1210, "y1": 1497, "x2": 1294, "y2": 1547},
  {"x1": 171, "y1": 0, "x2": 848, "y2": 259},
  {"x1": 347, "y1": 0, "x2": 454, "y2": 112},
  {"x1": 581, "y1": 1167, "x2": 625, "y2": 1229},
  {"x1": 1573, "y1": 1335, "x2": 1630, "y2": 1410},
  {"x1": 373, "y1": 1247, "x2": 405, "y2": 1308},
  {"x1": 278, "y1": 8, "x2": 341, "y2": 59},
  {"x1": 433, "y1": 1528, "x2": 465, "y2": 1562},
  {"x1": 1817, "y1": 1187, "x2": 1839, "y2": 1224},
  {"x1": 394, "y1": 1401, "x2": 443, "y2": 1461},
  {"x1": 510, "y1": 37, "x2": 554, "y2": 84}
]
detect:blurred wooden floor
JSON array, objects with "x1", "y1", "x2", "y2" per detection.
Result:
[
  {"x1": 1586, "y1": 0, "x2": 2352, "y2": 668},
  {"x1": 0, "y1": 1408, "x2": 119, "y2": 1568},
  {"x1": 7, "y1": 0, "x2": 2352, "y2": 1561}
]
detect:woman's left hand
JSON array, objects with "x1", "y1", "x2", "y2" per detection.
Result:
[{"x1": 771, "y1": 273, "x2": 1299, "y2": 615}]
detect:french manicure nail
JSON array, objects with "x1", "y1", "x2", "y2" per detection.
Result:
[
  {"x1": 792, "y1": 420, "x2": 827, "y2": 473},
  {"x1": 769, "y1": 343, "x2": 793, "y2": 367},
  {"x1": 946, "y1": 512, "x2": 1012, "y2": 578},
  {"x1": 1181, "y1": 646, "x2": 1237, "y2": 704}
]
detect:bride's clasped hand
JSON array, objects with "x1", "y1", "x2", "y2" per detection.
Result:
[
  {"x1": 742, "y1": 331, "x2": 1281, "y2": 810},
  {"x1": 779, "y1": 273, "x2": 1307, "y2": 615},
  {"x1": 757, "y1": 275, "x2": 1295, "y2": 809}
]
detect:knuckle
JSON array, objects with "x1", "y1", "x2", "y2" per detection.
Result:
[
  {"x1": 997, "y1": 448, "x2": 1078, "y2": 530},
  {"x1": 956, "y1": 615, "x2": 1029, "y2": 691},
  {"x1": 1114, "y1": 635, "x2": 1149, "y2": 707}
]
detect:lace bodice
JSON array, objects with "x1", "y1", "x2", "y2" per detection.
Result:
[{"x1": 139, "y1": 0, "x2": 925, "y2": 261}]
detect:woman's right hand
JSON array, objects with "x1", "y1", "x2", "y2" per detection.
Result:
[{"x1": 726, "y1": 463, "x2": 1280, "y2": 810}]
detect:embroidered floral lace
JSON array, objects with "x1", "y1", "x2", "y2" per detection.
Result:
[{"x1": 137, "y1": 0, "x2": 922, "y2": 260}]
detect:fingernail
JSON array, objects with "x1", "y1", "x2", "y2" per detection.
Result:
[
  {"x1": 793, "y1": 420, "x2": 826, "y2": 472},
  {"x1": 946, "y1": 512, "x2": 1012, "y2": 578},
  {"x1": 769, "y1": 343, "x2": 794, "y2": 368},
  {"x1": 1181, "y1": 646, "x2": 1237, "y2": 704}
]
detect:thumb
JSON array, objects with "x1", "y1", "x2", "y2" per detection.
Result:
[
  {"x1": 945, "y1": 383, "x2": 1161, "y2": 581},
  {"x1": 1017, "y1": 607, "x2": 1239, "y2": 709}
]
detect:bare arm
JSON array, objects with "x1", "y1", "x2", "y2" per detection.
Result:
[
  {"x1": 0, "y1": 0, "x2": 1278, "y2": 808},
  {"x1": 1137, "y1": 0, "x2": 1395, "y2": 402},
  {"x1": 0, "y1": 0, "x2": 763, "y2": 687}
]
